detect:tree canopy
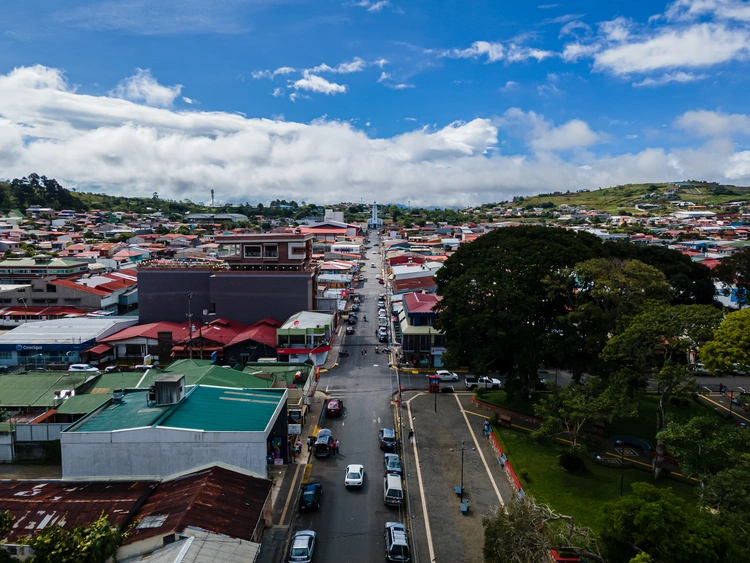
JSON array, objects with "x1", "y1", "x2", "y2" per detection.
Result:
[
  {"x1": 700, "y1": 308, "x2": 750, "y2": 374},
  {"x1": 714, "y1": 247, "x2": 750, "y2": 307}
]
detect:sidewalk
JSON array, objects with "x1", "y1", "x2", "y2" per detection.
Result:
[{"x1": 256, "y1": 390, "x2": 328, "y2": 563}]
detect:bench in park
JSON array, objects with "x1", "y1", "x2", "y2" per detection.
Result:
[
  {"x1": 499, "y1": 414, "x2": 511, "y2": 428},
  {"x1": 459, "y1": 501, "x2": 470, "y2": 514}
]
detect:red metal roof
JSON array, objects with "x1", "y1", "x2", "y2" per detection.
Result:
[
  {"x1": 101, "y1": 321, "x2": 190, "y2": 342},
  {"x1": 392, "y1": 276, "x2": 438, "y2": 293},
  {"x1": 403, "y1": 291, "x2": 442, "y2": 314},
  {"x1": 175, "y1": 318, "x2": 247, "y2": 345},
  {"x1": 228, "y1": 318, "x2": 283, "y2": 348},
  {"x1": 0, "y1": 480, "x2": 157, "y2": 542},
  {"x1": 123, "y1": 465, "x2": 272, "y2": 546},
  {"x1": 86, "y1": 343, "x2": 113, "y2": 355},
  {"x1": 0, "y1": 306, "x2": 88, "y2": 317}
]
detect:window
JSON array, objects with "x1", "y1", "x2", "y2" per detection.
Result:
[
  {"x1": 244, "y1": 245, "x2": 261, "y2": 258},
  {"x1": 264, "y1": 245, "x2": 278, "y2": 258},
  {"x1": 0, "y1": 299, "x2": 10, "y2": 304},
  {"x1": 290, "y1": 244, "x2": 306, "y2": 256},
  {"x1": 64, "y1": 298, "x2": 82, "y2": 304},
  {"x1": 0, "y1": 351, "x2": 12, "y2": 359}
]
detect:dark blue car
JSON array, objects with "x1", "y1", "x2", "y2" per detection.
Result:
[{"x1": 299, "y1": 482, "x2": 323, "y2": 510}]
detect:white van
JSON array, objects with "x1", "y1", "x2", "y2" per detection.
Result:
[{"x1": 383, "y1": 473, "x2": 403, "y2": 506}]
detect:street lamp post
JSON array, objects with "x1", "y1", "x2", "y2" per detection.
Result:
[
  {"x1": 616, "y1": 439, "x2": 624, "y2": 497},
  {"x1": 460, "y1": 440, "x2": 465, "y2": 503}
]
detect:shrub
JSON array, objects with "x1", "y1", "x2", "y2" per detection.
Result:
[{"x1": 559, "y1": 447, "x2": 586, "y2": 474}]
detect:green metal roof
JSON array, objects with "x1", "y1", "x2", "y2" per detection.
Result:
[
  {"x1": 159, "y1": 386, "x2": 285, "y2": 432},
  {"x1": 73, "y1": 390, "x2": 169, "y2": 432},
  {"x1": 55, "y1": 393, "x2": 110, "y2": 415},
  {"x1": 0, "y1": 372, "x2": 92, "y2": 408},
  {"x1": 193, "y1": 366, "x2": 274, "y2": 389},
  {"x1": 242, "y1": 363, "x2": 314, "y2": 385}
]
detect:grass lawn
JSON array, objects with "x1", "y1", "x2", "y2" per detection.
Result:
[
  {"x1": 495, "y1": 426, "x2": 700, "y2": 533},
  {"x1": 480, "y1": 390, "x2": 725, "y2": 447}
]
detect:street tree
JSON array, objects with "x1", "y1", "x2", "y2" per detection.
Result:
[
  {"x1": 543, "y1": 258, "x2": 671, "y2": 378},
  {"x1": 533, "y1": 377, "x2": 634, "y2": 448},
  {"x1": 599, "y1": 482, "x2": 743, "y2": 563},
  {"x1": 483, "y1": 496, "x2": 604, "y2": 563},
  {"x1": 713, "y1": 247, "x2": 750, "y2": 307},
  {"x1": 700, "y1": 308, "x2": 750, "y2": 374},
  {"x1": 601, "y1": 302, "x2": 723, "y2": 475}
]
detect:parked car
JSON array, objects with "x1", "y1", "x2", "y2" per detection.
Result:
[
  {"x1": 314, "y1": 429, "x2": 334, "y2": 457},
  {"x1": 347, "y1": 317, "x2": 357, "y2": 325},
  {"x1": 299, "y1": 483, "x2": 323, "y2": 510},
  {"x1": 68, "y1": 364, "x2": 100, "y2": 373},
  {"x1": 384, "y1": 522, "x2": 411, "y2": 562},
  {"x1": 379, "y1": 334, "x2": 388, "y2": 343},
  {"x1": 465, "y1": 376, "x2": 502, "y2": 390},
  {"x1": 345, "y1": 464, "x2": 365, "y2": 487},
  {"x1": 289, "y1": 530, "x2": 316, "y2": 563},
  {"x1": 326, "y1": 398, "x2": 343, "y2": 417},
  {"x1": 346, "y1": 326, "x2": 355, "y2": 335},
  {"x1": 379, "y1": 428, "x2": 397, "y2": 451},
  {"x1": 434, "y1": 370, "x2": 459, "y2": 382},
  {"x1": 371, "y1": 263, "x2": 376, "y2": 268},
  {"x1": 384, "y1": 453, "x2": 403, "y2": 476}
]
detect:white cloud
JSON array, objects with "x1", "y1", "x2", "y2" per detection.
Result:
[
  {"x1": 348, "y1": 0, "x2": 391, "y2": 12},
  {"x1": 436, "y1": 40, "x2": 552, "y2": 64},
  {"x1": 368, "y1": 0, "x2": 390, "y2": 12},
  {"x1": 632, "y1": 71, "x2": 708, "y2": 86},
  {"x1": 664, "y1": 0, "x2": 750, "y2": 22},
  {"x1": 499, "y1": 108, "x2": 601, "y2": 152},
  {"x1": 675, "y1": 109, "x2": 750, "y2": 136},
  {"x1": 110, "y1": 68, "x2": 182, "y2": 108},
  {"x1": 373, "y1": 58, "x2": 389, "y2": 68},
  {"x1": 310, "y1": 57, "x2": 367, "y2": 74},
  {"x1": 272, "y1": 88, "x2": 284, "y2": 97},
  {"x1": 252, "y1": 66, "x2": 296, "y2": 80},
  {"x1": 290, "y1": 73, "x2": 347, "y2": 95},
  {"x1": 594, "y1": 23, "x2": 750, "y2": 74},
  {"x1": 500, "y1": 81, "x2": 519, "y2": 92},
  {"x1": 377, "y1": 72, "x2": 391, "y2": 83},
  {"x1": 559, "y1": 20, "x2": 591, "y2": 38},
  {"x1": 387, "y1": 83, "x2": 414, "y2": 90},
  {"x1": 6, "y1": 65, "x2": 750, "y2": 206},
  {"x1": 561, "y1": 42, "x2": 601, "y2": 62},
  {"x1": 182, "y1": 96, "x2": 194, "y2": 104},
  {"x1": 404, "y1": 117, "x2": 417, "y2": 121},
  {"x1": 598, "y1": 17, "x2": 635, "y2": 42},
  {"x1": 625, "y1": 134, "x2": 639, "y2": 139}
]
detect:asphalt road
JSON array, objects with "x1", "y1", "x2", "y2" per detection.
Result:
[{"x1": 292, "y1": 235, "x2": 402, "y2": 563}]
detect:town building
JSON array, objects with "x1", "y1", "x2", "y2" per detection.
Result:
[{"x1": 394, "y1": 291, "x2": 446, "y2": 368}]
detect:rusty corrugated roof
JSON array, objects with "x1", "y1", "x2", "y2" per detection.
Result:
[
  {"x1": 0, "y1": 480, "x2": 156, "y2": 542},
  {"x1": 123, "y1": 465, "x2": 272, "y2": 545}
]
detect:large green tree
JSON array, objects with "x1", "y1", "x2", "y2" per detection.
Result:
[
  {"x1": 600, "y1": 483, "x2": 744, "y2": 563},
  {"x1": 434, "y1": 227, "x2": 603, "y2": 394},
  {"x1": 700, "y1": 308, "x2": 750, "y2": 374}
]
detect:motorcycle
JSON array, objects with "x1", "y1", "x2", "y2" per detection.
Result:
[
  {"x1": 339, "y1": 349, "x2": 349, "y2": 357},
  {"x1": 375, "y1": 347, "x2": 379, "y2": 354}
]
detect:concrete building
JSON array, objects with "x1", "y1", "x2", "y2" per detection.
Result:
[
  {"x1": 137, "y1": 232, "x2": 318, "y2": 325},
  {"x1": 368, "y1": 202, "x2": 383, "y2": 229},
  {"x1": 0, "y1": 256, "x2": 89, "y2": 284},
  {"x1": 61, "y1": 379, "x2": 288, "y2": 479},
  {"x1": 0, "y1": 316, "x2": 138, "y2": 367},
  {"x1": 395, "y1": 292, "x2": 446, "y2": 368},
  {"x1": 276, "y1": 311, "x2": 335, "y2": 365}
]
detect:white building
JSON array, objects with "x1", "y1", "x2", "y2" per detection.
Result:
[
  {"x1": 61, "y1": 378, "x2": 288, "y2": 479},
  {"x1": 368, "y1": 202, "x2": 383, "y2": 229}
]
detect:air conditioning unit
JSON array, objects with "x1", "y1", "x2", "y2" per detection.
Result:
[{"x1": 153, "y1": 374, "x2": 185, "y2": 405}]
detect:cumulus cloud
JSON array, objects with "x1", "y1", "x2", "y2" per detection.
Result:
[
  {"x1": 675, "y1": 109, "x2": 750, "y2": 136},
  {"x1": 309, "y1": 57, "x2": 367, "y2": 74},
  {"x1": 593, "y1": 23, "x2": 750, "y2": 74},
  {"x1": 110, "y1": 68, "x2": 182, "y2": 107},
  {"x1": 663, "y1": 0, "x2": 750, "y2": 22},
  {"x1": 499, "y1": 108, "x2": 601, "y2": 152},
  {"x1": 252, "y1": 67, "x2": 296, "y2": 79},
  {"x1": 632, "y1": 71, "x2": 708, "y2": 87},
  {"x1": 377, "y1": 72, "x2": 391, "y2": 83},
  {"x1": 291, "y1": 73, "x2": 347, "y2": 95},
  {"x1": 4, "y1": 65, "x2": 750, "y2": 206}
]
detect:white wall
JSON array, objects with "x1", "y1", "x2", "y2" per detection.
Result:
[{"x1": 61, "y1": 427, "x2": 270, "y2": 479}]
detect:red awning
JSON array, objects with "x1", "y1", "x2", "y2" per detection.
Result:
[{"x1": 86, "y1": 344, "x2": 113, "y2": 355}]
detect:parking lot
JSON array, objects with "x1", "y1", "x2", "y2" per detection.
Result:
[{"x1": 399, "y1": 390, "x2": 514, "y2": 563}]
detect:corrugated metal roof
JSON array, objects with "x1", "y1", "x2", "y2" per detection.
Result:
[
  {"x1": 0, "y1": 480, "x2": 156, "y2": 542},
  {"x1": 0, "y1": 372, "x2": 92, "y2": 408},
  {"x1": 55, "y1": 393, "x2": 110, "y2": 414},
  {"x1": 123, "y1": 465, "x2": 271, "y2": 547}
]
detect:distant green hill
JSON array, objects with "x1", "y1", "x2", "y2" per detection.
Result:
[{"x1": 504, "y1": 181, "x2": 750, "y2": 214}]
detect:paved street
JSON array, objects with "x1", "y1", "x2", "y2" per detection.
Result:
[{"x1": 291, "y1": 236, "x2": 401, "y2": 563}]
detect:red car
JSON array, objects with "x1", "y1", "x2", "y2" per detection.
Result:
[{"x1": 326, "y1": 398, "x2": 343, "y2": 417}]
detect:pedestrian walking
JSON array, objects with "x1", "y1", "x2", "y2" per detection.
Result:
[
  {"x1": 334, "y1": 440, "x2": 340, "y2": 456},
  {"x1": 307, "y1": 436, "x2": 313, "y2": 452},
  {"x1": 296, "y1": 440, "x2": 302, "y2": 457},
  {"x1": 408, "y1": 429, "x2": 414, "y2": 444}
]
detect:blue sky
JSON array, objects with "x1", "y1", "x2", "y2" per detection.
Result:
[{"x1": 0, "y1": 0, "x2": 749, "y2": 206}]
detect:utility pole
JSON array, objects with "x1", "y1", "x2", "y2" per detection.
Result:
[
  {"x1": 460, "y1": 440, "x2": 465, "y2": 503},
  {"x1": 187, "y1": 292, "x2": 194, "y2": 360}
]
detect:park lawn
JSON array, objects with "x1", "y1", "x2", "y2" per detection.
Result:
[
  {"x1": 481, "y1": 390, "x2": 724, "y2": 448},
  {"x1": 495, "y1": 426, "x2": 700, "y2": 533}
]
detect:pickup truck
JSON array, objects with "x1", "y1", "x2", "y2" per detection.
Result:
[{"x1": 465, "y1": 376, "x2": 502, "y2": 390}]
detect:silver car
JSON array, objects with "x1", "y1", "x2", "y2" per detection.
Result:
[{"x1": 289, "y1": 530, "x2": 316, "y2": 563}]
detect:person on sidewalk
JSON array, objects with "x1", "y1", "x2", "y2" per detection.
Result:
[
  {"x1": 307, "y1": 436, "x2": 313, "y2": 452},
  {"x1": 334, "y1": 440, "x2": 340, "y2": 456},
  {"x1": 296, "y1": 440, "x2": 302, "y2": 459},
  {"x1": 408, "y1": 429, "x2": 414, "y2": 444}
]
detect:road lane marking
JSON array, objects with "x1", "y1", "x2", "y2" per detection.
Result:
[
  {"x1": 405, "y1": 394, "x2": 436, "y2": 563},
  {"x1": 455, "y1": 394, "x2": 505, "y2": 505},
  {"x1": 279, "y1": 462, "x2": 304, "y2": 525}
]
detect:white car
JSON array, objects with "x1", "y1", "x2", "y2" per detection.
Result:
[
  {"x1": 434, "y1": 370, "x2": 459, "y2": 382},
  {"x1": 68, "y1": 364, "x2": 100, "y2": 373},
  {"x1": 345, "y1": 464, "x2": 364, "y2": 487}
]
